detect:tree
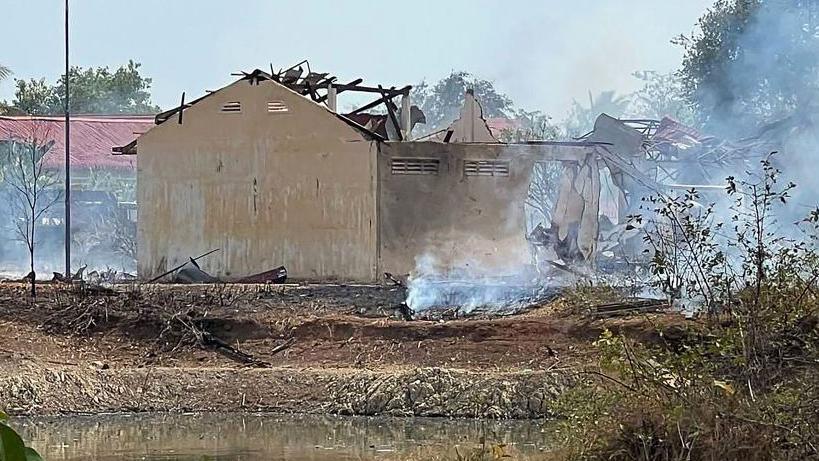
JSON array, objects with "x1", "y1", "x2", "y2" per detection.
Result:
[
  {"x1": 57, "y1": 60, "x2": 161, "y2": 114},
  {"x1": 0, "y1": 64, "x2": 10, "y2": 82},
  {"x1": 626, "y1": 71, "x2": 696, "y2": 124},
  {"x1": 564, "y1": 90, "x2": 630, "y2": 138},
  {"x1": 11, "y1": 78, "x2": 57, "y2": 115},
  {"x1": 2, "y1": 122, "x2": 61, "y2": 297},
  {"x1": 497, "y1": 109, "x2": 562, "y2": 142},
  {"x1": 7, "y1": 60, "x2": 161, "y2": 115},
  {"x1": 525, "y1": 161, "x2": 563, "y2": 230},
  {"x1": 0, "y1": 64, "x2": 14, "y2": 115},
  {"x1": 675, "y1": 0, "x2": 819, "y2": 135},
  {"x1": 413, "y1": 71, "x2": 514, "y2": 134}
]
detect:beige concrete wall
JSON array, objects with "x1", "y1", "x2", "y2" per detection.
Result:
[
  {"x1": 377, "y1": 142, "x2": 594, "y2": 276},
  {"x1": 137, "y1": 79, "x2": 378, "y2": 281}
]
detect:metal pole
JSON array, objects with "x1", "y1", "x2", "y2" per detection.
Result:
[{"x1": 64, "y1": 0, "x2": 71, "y2": 277}]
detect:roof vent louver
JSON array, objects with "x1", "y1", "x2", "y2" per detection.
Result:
[
  {"x1": 464, "y1": 159, "x2": 510, "y2": 177},
  {"x1": 220, "y1": 101, "x2": 242, "y2": 113},
  {"x1": 391, "y1": 157, "x2": 440, "y2": 175},
  {"x1": 267, "y1": 101, "x2": 289, "y2": 113}
]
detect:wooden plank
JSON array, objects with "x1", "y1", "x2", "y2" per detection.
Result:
[
  {"x1": 333, "y1": 83, "x2": 410, "y2": 95},
  {"x1": 316, "y1": 78, "x2": 363, "y2": 103},
  {"x1": 379, "y1": 85, "x2": 402, "y2": 141},
  {"x1": 349, "y1": 94, "x2": 391, "y2": 115},
  {"x1": 177, "y1": 92, "x2": 185, "y2": 125}
]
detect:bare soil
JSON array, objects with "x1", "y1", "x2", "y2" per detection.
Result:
[{"x1": 0, "y1": 282, "x2": 688, "y2": 417}]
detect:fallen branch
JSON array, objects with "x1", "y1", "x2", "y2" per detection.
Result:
[
  {"x1": 169, "y1": 312, "x2": 270, "y2": 367},
  {"x1": 200, "y1": 331, "x2": 270, "y2": 367},
  {"x1": 270, "y1": 337, "x2": 296, "y2": 356}
]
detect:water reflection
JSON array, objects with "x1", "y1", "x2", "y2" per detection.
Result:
[{"x1": 16, "y1": 413, "x2": 555, "y2": 460}]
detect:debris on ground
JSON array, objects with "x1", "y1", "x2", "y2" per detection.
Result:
[
  {"x1": 148, "y1": 248, "x2": 220, "y2": 283},
  {"x1": 172, "y1": 258, "x2": 219, "y2": 284},
  {"x1": 52, "y1": 265, "x2": 89, "y2": 283},
  {"x1": 0, "y1": 282, "x2": 688, "y2": 417},
  {"x1": 237, "y1": 266, "x2": 287, "y2": 284},
  {"x1": 384, "y1": 272, "x2": 405, "y2": 287},
  {"x1": 394, "y1": 302, "x2": 414, "y2": 321},
  {"x1": 587, "y1": 298, "x2": 668, "y2": 318},
  {"x1": 86, "y1": 268, "x2": 137, "y2": 285}
]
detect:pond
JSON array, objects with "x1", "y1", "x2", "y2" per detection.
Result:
[{"x1": 16, "y1": 413, "x2": 558, "y2": 460}]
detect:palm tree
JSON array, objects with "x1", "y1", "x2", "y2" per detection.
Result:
[
  {"x1": 0, "y1": 64, "x2": 11, "y2": 81},
  {"x1": 565, "y1": 90, "x2": 631, "y2": 137},
  {"x1": 586, "y1": 90, "x2": 630, "y2": 117}
]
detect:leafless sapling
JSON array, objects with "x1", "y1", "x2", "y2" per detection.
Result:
[{"x1": 2, "y1": 122, "x2": 62, "y2": 297}]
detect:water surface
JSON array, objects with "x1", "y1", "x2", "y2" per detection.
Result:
[{"x1": 17, "y1": 413, "x2": 556, "y2": 460}]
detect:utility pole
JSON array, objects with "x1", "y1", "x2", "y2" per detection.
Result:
[{"x1": 64, "y1": 0, "x2": 71, "y2": 278}]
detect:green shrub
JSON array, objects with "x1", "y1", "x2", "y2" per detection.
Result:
[
  {"x1": 557, "y1": 156, "x2": 819, "y2": 459},
  {"x1": 0, "y1": 411, "x2": 43, "y2": 461}
]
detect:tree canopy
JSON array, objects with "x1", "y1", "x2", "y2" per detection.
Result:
[
  {"x1": 413, "y1": 71, "x2": 514, "y2": 134},
  {"x1": 626, "y1": 71, "x2": 695, "y2": 125},
  {"x1": 564, "y1": 90, "x2": 631, "y2": 138},
  {"x1": 676, "y1": 0, "x2": 819, "y2": 134},
  {"x1": 4, "y1": 60, "x2": 160, "y2": 115}
]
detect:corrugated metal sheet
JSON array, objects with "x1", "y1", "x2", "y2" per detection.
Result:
[{"x1": 0, "y1": 115, "x2": 154, "y2": 170}]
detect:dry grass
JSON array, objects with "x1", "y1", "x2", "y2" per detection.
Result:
[{"x1": 558, "y1": 283, "x2": 629, "y2": 315}]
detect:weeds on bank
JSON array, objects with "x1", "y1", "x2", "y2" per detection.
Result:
[
  {"x1": 555, "y1": 155, "x2": 819, "y2": 460},
  {"x1": 560, "y1": 283, "x2": 628, "y2": 315}
]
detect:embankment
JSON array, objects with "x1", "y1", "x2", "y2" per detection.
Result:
[{"x1": 0, "y1": 363, "x2": 571, "y2": 418}]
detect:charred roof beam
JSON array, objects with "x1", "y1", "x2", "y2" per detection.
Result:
[
  {"x1": 379, "y1": 85, "x2": 403, "y2": 141},
  {"x1": 347, "y1": 85, "x2": 412, "y2": 115},
  {"x1": 315, "y1": 78, "x2": 363, "y2": 103}
]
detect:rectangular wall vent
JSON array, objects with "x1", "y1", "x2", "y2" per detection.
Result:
[
  {"x1": 220, "y1": 101, "x2": 242, "y2": 113},
  {"x1": 464, "y1": 159, "x2": 510, "y2": 177},
  {"x1": 267, "y1": 101, "x2": 289, "y2": 113},
  {"x1": 391, "y1": 157, "x2": 440, "y2": 175}
]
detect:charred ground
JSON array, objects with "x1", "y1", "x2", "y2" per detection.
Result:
[{"x1": 0, "y1": 282, "x2": 684, "y2": 417}]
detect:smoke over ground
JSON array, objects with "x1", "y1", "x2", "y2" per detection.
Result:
[
  {"x1": 0, "y1": 164, "x2": 137, "y2": 279},
  {"x1": 407, "y1": 2, "x2": 819, "y2": 314},
  {"x1": 405, "y1": 254, "x2": 564, "y2": 314},
  {"x1": 686, "y1": 1, "x2": 819, "y2": 213}
]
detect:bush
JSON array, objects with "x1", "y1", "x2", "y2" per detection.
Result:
[
  {"x1": 0, "y1": 411, "x2": 43, "y2": 461},
  {"x1": 557, "y1": 156, "x2": 819, "y2": 459}
]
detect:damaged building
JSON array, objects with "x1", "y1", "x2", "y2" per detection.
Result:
[{"x1": 123, "y1": 63, "x2": 751, "y2": 282}]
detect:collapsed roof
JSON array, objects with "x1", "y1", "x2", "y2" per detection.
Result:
[
  {"x1": 152, "y1": 60, "x2": 417, "y2": 139},
  {"x1": 115, "y1": 60, "x2": 423, "y2": 155},
  {"x1": 576, "y1": 115, "x2": 775, "y2": 186}
]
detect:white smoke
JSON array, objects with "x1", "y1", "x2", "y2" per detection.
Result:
[{"x1": 405, "y1": 253, "x2": 560, "y2": 314}]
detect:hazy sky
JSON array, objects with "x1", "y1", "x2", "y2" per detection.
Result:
[{"x1": 1, "y1": 0, "x2": 714, "y2": 118}]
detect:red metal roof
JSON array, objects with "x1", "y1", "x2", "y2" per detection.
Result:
[
  {"x1": 344, "y1": 113, "x2": 389, "y2": 137},
  {"x1": 0, "y1": 115, "x2": 154, "y2": 170},
  {"x1": 485, "y1": 117, "x2": 520, "y2": 137}
]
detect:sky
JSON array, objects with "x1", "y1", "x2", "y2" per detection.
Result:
[{"x1": 0, "y1": 0, "x2": 715, "y2": 118}]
